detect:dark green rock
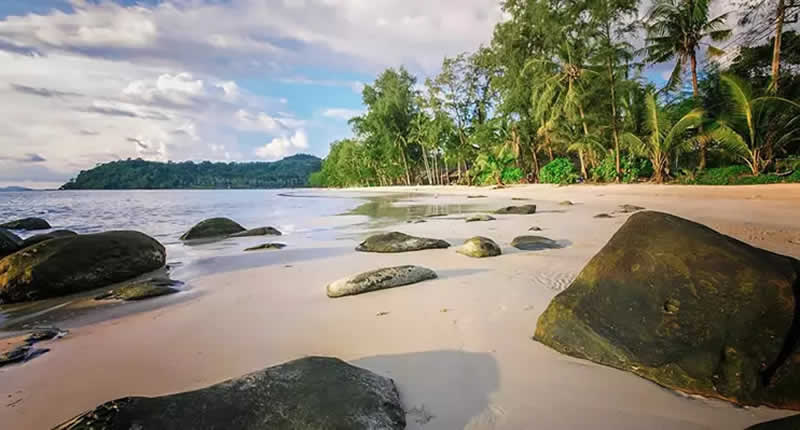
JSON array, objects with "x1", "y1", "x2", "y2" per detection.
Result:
[
  {"x1": 356, "y1": 232, "x2": 450, "y2": 253},
  {"x1": 495, "y1": 205, "x2": 536, "y2": 215},
  {"x1": 327, "y1": 265, "x2": 437, "y2": 297},
  {"x1": 747, "y1": 415, "x2": 800, "y2": 429},
  {"x1": 0, "y1": 228, "x2": 22, "y2": 259},
  {"x1": 229, "y1": 226, "x2": 282, "y2": 237},
  {"x1": 180, "y1": 218, "x2": 245, "y2": 240},
  {"x1": 534, "y1": 211, "x2": 800, "y2": 410},
  {"x1": 457, "y1": 237, "x2": 501, "y2": 258},
  {"x1": 95, "y1": 278, "x2": 180, "y2": 301},
  {"x1": 20, "y1": 230, "x2": 77, "y2": 248},
  {"x1": 0, "y1": 217, "x2": 50, "y2": 230},
  {"x1": 511, "y1": 236, "x2": 561, "y2": 251},
  {"x1": 244, "y1": 243, "x2": 286, "y2": 252},
  {"x1": 54, "y1": 356, "x2": 405, "y2": 430},
  {"x1": 0, "y1": 231, "x2": 166, "y2": 304}
]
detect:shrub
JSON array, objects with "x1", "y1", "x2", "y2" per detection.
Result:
[
  {"x1": 501, "y1": 167, "x2": 524, "y2": 184},
  {"x1": 590, "y1": 155, "x2": 616, "y2": 182},
  {"x1": 540, "y1": 158, "x2": 578, "y2": 185},
  {"x1": 590, "y1": 154, "x2": 652, "y2": 183},
  {"x1": 692, "y1": 166, "x2": 751, "y2": 185}
]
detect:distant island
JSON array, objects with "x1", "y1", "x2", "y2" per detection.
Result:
[
  {"x1": 60, "y1": 154, "x2": 322, "y2": 190},
  {"x1": 0, "y1": 186, "x2": 33, "y2": 192}
]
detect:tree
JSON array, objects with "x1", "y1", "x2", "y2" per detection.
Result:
[
  {"x1": 622, "y1": 92, "x2": 704, "y2": 182},
  {"x1": 708, "y1": 74, "x2": 800, "y2": 174}
]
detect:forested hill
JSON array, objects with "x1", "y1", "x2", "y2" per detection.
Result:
[{"x1": 60, "y1": 154, "x2": 322, "y2": 190}]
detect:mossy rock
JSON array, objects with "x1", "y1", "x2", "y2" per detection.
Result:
[
  {"x1": 229, "y1": 227, "x2": 282, "y2": 238},
  {"x1": 495, "y1": 205, "x2": 537, "y2": 214},
  {"x1": 244, "y1": 243, "x2": 286, "y2": 252},
  {"x1": 457, "y1": 237, "x2": 501, "y2": 258},
  {"x1": 180, "y1": 218, "x2": 245, "y2": 240},
  {"x1": 356, "y1": 232, "x2": 450, "y2": 253},
  {"x1": 0, "y1": 228, "x2": 22, "y2": 259},
  {"x1": 0, "y1": 231, "x2": 166, "y2": 304},
  {"x1": 534, "y1": 211, "x2": 800, "y2": 409},
  {"x1": 511, "y1": 236, "x2": 561, "y2": 251},
  {"x1": 327, "y1": 265, "x2": 437, "y2": 298},
  {"x1": 465, "y1": 214, "x2": 495, "y2": 223},
  {"x1": 96, "y1": 278, "x2": 180, "y2": 301},
  {"x1": 54, "y1": 356, "x2": 406, "y2": 430},
  {"x1": 0, "y1": 217, "x2": 50, "y2": 231},
  {"x1": 20, "y1": 230, "x2": 77, "y2": 248}
]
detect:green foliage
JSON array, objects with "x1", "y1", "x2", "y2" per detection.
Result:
[
  {"x1": 61, "y1": 154, "x2": 322, "y2": 190},
  {"x1": 540, "y1": 158, "x2": 578, "y2": 184},
  {"x1": 592, "y1": 153, "x2": 652, "y2": 183},
  {"x1": 591, "y1": 154, "x2": 618, "y2": 182},
  {"x1": 679, "y1": 165, "x2": 800, "y2": 185},
  {"x1": 502, "y1": 167, "x2": 524, "y2": 183}
]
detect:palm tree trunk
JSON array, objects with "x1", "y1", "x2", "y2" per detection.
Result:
[
  {"x1": 421, "y1": 147, "x2": 432, "y2": 185},
  {"x1": 772, "y1": 0, "x2": 785, "y2": 92},
  {"x1": 577, "y1": 105, "x2": 590, "y2": 179},
  {"x1": 690, "y1": 53, "x2": 708, "y2": 171},
  {"x1": 531, "y1": 142, "x2": 540, "y2": 183},
  {"x1": 608, "y1": 58, "x2": 621, "y2": 182},
  {"x1": 400, "y1": 147, "x2": 411, "y2": 185}
]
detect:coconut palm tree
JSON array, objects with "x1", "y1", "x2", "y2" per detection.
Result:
[
  {"x1": 708, "y1": 74, "x2": 800, "y2": 175},
  {"x1": 622, "y1": 92, "x2": 704, "y2": 183}
]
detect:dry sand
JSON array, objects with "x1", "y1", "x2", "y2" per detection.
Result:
[{"x1": 2, "y1": 183, "x2": 800, "y2": 429}]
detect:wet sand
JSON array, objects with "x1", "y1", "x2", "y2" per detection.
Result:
[{"x1": 2, "y1": 184, "x2": 800, "y2": 429}]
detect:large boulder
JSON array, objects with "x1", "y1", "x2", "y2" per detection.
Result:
[
  {"x1": 54, "y1": 356, "x2": 405, "y2": 430},
  {"x1": 229, "y1": 226, "x2": 282, "y2": 237},
  {"x1": 0, "y1": 231, "x2": 166, "y2": 304},
  {"x1": 356, "y1": 232, "x2": 450, "y2": 253},
  {"x1": 20, "y1": 230, "x2": 77, "y2": 248},
  {"x1": 327, "y1": 265, "x2": 437, "y2": 298},
  {"x1": 747, "y1": 415, "x2": 800, "y2": 429},
  {"x1": 495, "y1": 205, "x2": 536, "y2": 215},
  {"x1": 180, "y1": 218, "x2": 245, "y2": 240},
  {"x1": 534, "y1": 211, "x2": 800, "y2": 409},
  {"x1": 0, "y1": 217, "x2": 50, "y2": 230},
  {"x1": 457, "y1": 237, "x2": 501, "y2": 258},
  {"x1": 0, "y1": 228, "x2": 22, "y2": 259}
]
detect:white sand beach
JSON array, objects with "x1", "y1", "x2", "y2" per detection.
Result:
[{"x1": 2, "y1": 184, "x2": 800, "y2": 429}]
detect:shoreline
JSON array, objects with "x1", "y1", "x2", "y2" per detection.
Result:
[{"x1": 2, "y1": 184, "x2": 799, "y2": 429}]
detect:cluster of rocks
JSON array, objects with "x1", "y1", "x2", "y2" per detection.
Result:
[{"x1": 1, "y1": 327, "x2": 66, "y2": 368}]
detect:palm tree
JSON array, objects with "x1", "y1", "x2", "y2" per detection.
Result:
[
  {"x1": 622, "y1": 92, "x2": 704, "y2": 183},
  {"x1": 708, "y1": 74, "x2": 800, "y2": 175}
]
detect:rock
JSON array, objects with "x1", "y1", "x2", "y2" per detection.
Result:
[
  {"x1": 593, "y1": 213, "x2": 613, "y2": 218},
  {"x1": 747, "y1": 415, "x2": 800, "y2": 429},
  {"x1": 0, "y1": 345, "x2": 32, "y2": 367},
  {"x1": 356, "y1": 232, "x2": 450, "y2": 253},
  {"x1": 406, "y1": 219, "x2": 427, "y2": 224},
  {"x1": 511, "y1": 197, "x2": 529, "y2": 201},
  {"x1": 495, "y1": 205, "x2": 537, "y2": 215},
  {"x1": 0, "y1": 217, "x2": 50, "y2": 231},
  {"x1": 0, "y1": 228, "x2": 22, "y2": 259},
  {"x1": 528, "y1": 226, "x2": 543, "y2": 232},
  {"x1": 229, "y1": 226, "x2": 282, "y2": 237},
  {"x1": 511, "y1": 236, "x2": 561, "y2": 251},
  {"x1": 95, "y1": 278, "x2": 180, "y2": 301},
  {"x1": 0, "y1": 231, "x2": 166, "y2": 304},
  {"x1": 244, "y1": 243, "x2": 286, "y2": 252},
  {"x1": 465, "y1": 214, "x2": 495, "y2": 223},
  {"x1": 25, "y1": 327, "x2": 65, "y2": 344},
  {"x1": 457, "y1": 237, "x2": 501, "y2": 258},
  {"x1": 20, "y1": 230, "x2": 77, "y2": 248},
  {"x1": 617, "y1": 204, "x2": 645, "y2": 213},
  {"x1": 54, "y1": 356, "x2": 405, "y2": 430},
  {"x1": 327, "y1": 265, "x2": 437, "y2": 298},
  {"x1": 180, "y1": 218, "x2": 245, "y2": 240},
  {"x1": 534, "y1": 211, "x2": 800, "y2": 409},
  {"x1": 559, "y1": 200, "x2": 574, "y2": 206},
  {"x1": 467, "y1": 195, "x2": 487, "y2": 198}
]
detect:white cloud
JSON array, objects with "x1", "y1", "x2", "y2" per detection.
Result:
[
  {"x1": 322, "y1": 108, "x2": 363, "y2": 120},
  {"x1": 255, "y1": 130, "x2": 309, "y2": 160}
]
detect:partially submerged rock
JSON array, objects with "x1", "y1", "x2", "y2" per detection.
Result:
[
  {"x1": 54, "y1": 356, "x2": 406, "y2": 429},
  {"x1": 95, "y1": 278, "x2": 180, "y2": 301},
  {"x1": 0, "y1": 345, "x2": 33, "y2": 367},
  {"x1": 327, "y1": 265, "x2": 437, "y2": 298},
  {"x1": 559, "y1": 200, "x2": 574, "y2": 206},
  {"x1": 0, "y1": 228, "x2": 22, "y2": 259},
  {"x1": 495, "y1": 205, "x2": 537, "y2": 215},
  {"x1": 356, "y1": 232, "x2": 450, "y2": 253},
  {"x1": 465, "y1": 214, "x2": 495, "y2": 223},
  {"x1": 20, "y1": 230, "x2": 77, "y2": 248},
  {"x1": 25, "y1": 327, "x2": 65, "y2": 344},
  {"x1": 244, "y1": 243, "x2": 286, "y2": 252},
  {"x1": 616, "y1": 204, "x2": 645, "y2": 213},
  {"x1": 0, "y1": 217, "x2": 50, "y2": 231},
  {"x1": 528, "y1": 226, "x2": 543, "y2": 232},
  {"x1": 457, "y1": 237, "x2": 501, "y2": 258},
  {"x1": 593, "y1": 213, "x2": 613, "y2": 218},
  {"x1": 467, "y1": 195, "x2": 487, "y2": 199},
  {"x1": 511, "y1": 236, "x2": 561, "y2": 251},
  {"x1": 0, "y1": 231, "x2": 166, "y2": 304},
  {"x1": 534, "y1": 211, "x2": 800, "y2": 409},
  {"x1": 180, "y1": 217, "x2": 245, "y2": 240},
  {"x1": 229, "y1": 226, "x2": 282, "y2": 237}
]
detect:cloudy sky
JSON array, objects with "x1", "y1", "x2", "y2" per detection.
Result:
[{"x1": 0, "y1": 0, "x2": 504, "y2": 188}]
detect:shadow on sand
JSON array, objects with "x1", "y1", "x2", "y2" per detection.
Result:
[{"x1": 353, "y1": 350, "x2": 500, "y2": 429}]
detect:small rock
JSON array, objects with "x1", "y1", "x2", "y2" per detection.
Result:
[
  {"x1": 96, "y1": 278, "x2": 180, "y2": 301},
  {"x1": 457, "y1": 236, "x2": 501, "y2": 258},
  {"x1": 528, "y1": 226, "x2": 543, "y2": 231},
  {"x1": 406, "y1": 219, "x2": 427, "y2": 224},
  {"x1": 356, "y1": 232, "x2": 450, "y2": 253},
  {"x1": 0, "y1": 217, "x2": 51, "y2": 231},
  {"x1": 25, "y1": 327, "x2": 65, "y2": 344},
  {"x1": 376, "y1": 311, "x2": 390, "y2": 317},
  {"x1": 559, "y1": 200, "x2": 574, "y2": 206},
  {"x1": 617, "y1": 204, "x2": 645, "y2": 213},
  {"x1": 327, "y1": 265, "x2": 437, "y2": 298},
  {"x1": 465, "y1": 214, "x2": 495, "y2": 223},
  {"x1": 467, "y1": 195, "x2": 487, "y2": 199},
  {"x1": 181, "y1": 217, "x2": 245, "y2": 240},
  {"x1": 0, "y1": 345, "x2": 32, "y2": 367},
  {"x1": 511, "y1": 197, "x2": 529, "y2": 201},
  {"x1": 511, "y1": 236, "x2": 562, "y2": 251},
  {"x1": 244, "y1": 242, "x2": 286, "y2": 251},
  {"x1": 594, "y1": 213, "x2": 613, "y2": 218},
  {"x1": 495, "y1": 205, "x2": 537, "y2": 215},
  {"x1": 229, "y1": 226, "x2": 282, "y2": 237}
]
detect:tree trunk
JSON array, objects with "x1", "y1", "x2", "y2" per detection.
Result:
[
  {"x1": 608, "y1": 56, "x2": 621, "y2": 182},
  {"x1": 690, "y1": 53, "x2": 707, "y2": 170},
  {"x1": 421, "y1": 148, "x2": 431, "y2": 185},
  {"x1": 400, "y1": 145, "x2": 412, "y2": 186},
  {"x1": 577, "y1": 105, "x2": 590, "y2": 179},
  {"x1": 772, "y1": 0, "x2": 786, "y2": 92},
  {"x1": 444, "y1": 158, "x2": 450, "y2": 185},
  {"x1": 531, "y1": 143, "x2": 540, "y2": 183},
  {"x1": 578, "y1": 150, "x2": 588, "y2": 179}
]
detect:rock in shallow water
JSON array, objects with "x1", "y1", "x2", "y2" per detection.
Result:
[
  {"x1": 495, "y1": 205, "x2": 537, "y2": 214},
  {"x1": 457, "y1": 237, "x2": 501, "y2": 258},
  {"x1": 229, "y1": 226, "x2": 282, "y2": 237},
  {"x1": 465, "y1": 214, "x2": 495, "y2": 223},
  {"x1": 244, "y1": 242, "x2": 286, "y2": 252},
  {"x1": 0, "y1": 217, "x2": 51, "y2": 231},
  {"x1": 327, "y1": 265, "x2": 437, "y2": 298},
  {"x1": 0, "y1": 228, "x2": 22, "y2": 259},
  {"x1": 0, "y1": 231, "x2": 166, "y2": 304},
  {"x1": 356, "y1": 232, "x2": 450, "y2": 253},
  {"x1": 180, "y1": 218, "x2": 245, "y2": 240},
  {"x1": 54, "y1": 356, "x2": 406, "y2": 430},
  {"x1": 511, "y1": 236, "x2": 561, "y2": 251},
  {"x1": 95, "y1": 278, "x2": 180, "y2": 301},
  {"x1": 20, "y1": 230, "x2": 77, "y2": 248},
  {"x1": 534, "y1": 211, "x2": 800, "y2": 409}
]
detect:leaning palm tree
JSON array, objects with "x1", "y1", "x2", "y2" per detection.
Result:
[
  {"x1": 708, "y1": 74, "x2": 800, "y2": 175},
  {"x1": 622, "y1": 92, "x2": 704, "y2": 183}
]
